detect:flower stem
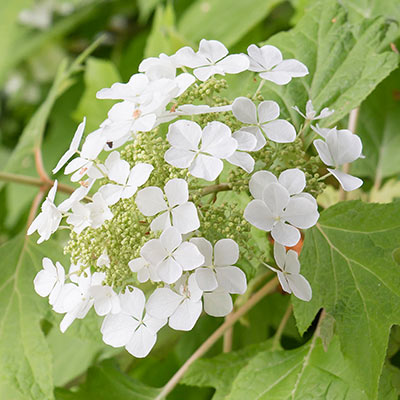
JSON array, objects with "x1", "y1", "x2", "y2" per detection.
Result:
[
  {"x1": 317, "y1": 172, "x2": 332, "y2": 181},
  {"x1": 252, "y1": 79, "x2": 265, "y2": 99},
  {"x1": 155, "y1": 277, "x2": 279, "y2": 400},
  {"x1": 200, "y1": 183, "x2": 231, "y2": 197},
  {"x1": 0, "y1": 171, "x2": 75, "y2": 194},
  {"x1": 272, "y1": 303, "x2": 293, "y2": 350}
]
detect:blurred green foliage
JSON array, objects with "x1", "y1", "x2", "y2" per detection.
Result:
[{"x1": 0, "y1": 0, "x2": 400, "y2": 399}]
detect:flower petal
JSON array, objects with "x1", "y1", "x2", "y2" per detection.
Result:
[
  {"x1": 249, "y1": 170, "x2": 277, "y2": 199},
  {"x1": 271, "y1": 221, "x2": 300, "y2": 247},
  {"x1": 278, "y1": 168, "x2": 306, "y2": 195},
  {"x1": 203, "y1": 290, "x2": 232, "y2": 317},
  {"x1": 262, "y1": 120, "x2": 296, "y2": 143},
  {"x1": 262, "y1": 183, "x2": 290, "y2": 215},
  {"x1": 141, "y1": 238, "x2": 167, "y2": 266},
  {"x1": 164, "y1": 178, "x2": 188, "y2": 207},
  {"x1": 160, "y1": 226, "x2": 182, "y2": 253},
  {"x1": 158, "y1": 257, "x2": 182, "y2": 284},
  {"x1": 232, "y1": 97, "x2": 257, "y2": 124},
  {"x1": 169, "y1": 299, "x2": 202, "y2": 331},
  {"x1": 258, "y1": 101, "x2": 280, "y2": 123},
  {"x1": 201, "y1": 121, "x2": 237, "y2": 159},
  {"x1": 150, "y1": 211, "x2": 171, "y2": 233},
  {"x1": 189, "y1": 153, "x2": 223, "y2": 181},
  {"x1": 146, "y1": 287, "x2": 182, "y2": 319},
  {"x1": 273, "y1": 59, "x2": 308, "y2": 77},
  {"x1": 120, "y1": 287, "x2": 145, "y2": 320},
  {"x1": 227, "y1": 151, "x2": 255, "y2": 173},
  {"x1": 198, "y1": 39, "x2": 228, "y2": 63},
  {"x1": 125, "y1": 325, "x2": 156, "y2": 358},
  {"x1": 328, "y1": 168, "x2": 363, "y2": 192},
  {"x1": 173, "y1": 242, "x2": 205, "y2": 271},
  {"x1": 101, "y1": 313, "x2": 138, "y2": 347},
  {"x1": 214, "y1": 238, "x2": 239, "y2": 266},
  {"x1": 273, "y1": 242, "x2": 287, "y2": 270},
  {"x1": 314, "y1": 139, "x2": 334, "y2": 166},
  {"x1": 190, "y1": 237, "x2": 213, "y2": 266},
  {"x1": 216, "y1": 54, "x2": 249, "y2": 74},
  {"x1": 216, "y1": 266, "x2": 247, "y2": 294},
  {"x1": 135, "y1": 187, "x2": 167, "y2": 216},
  {"x1": 171, "y1": 202, "x2": 200, "y2": 234},
  {"x1": 164, "y1": 147, "x2": 196, "y2": 169},
  {"x1": 285, "y1": 250, "x2": 301, "y2": 274},
  {"x1": 244, "y1": 199, "x2": 274, "y2": 231},
  {"x1": 287, "y1": 274, "x2": 312, "y2": 301},
  {"x1": 283, "y1": 196, "x2": 319, "y2": 229},
  {"x1": 195, "y1": 268, "x2": 218, "y2": 291},
  {"x1": 167, "y1": 120, "x2": 202, "y2": 150}
]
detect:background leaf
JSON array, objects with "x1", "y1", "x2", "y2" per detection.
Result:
[
  {"x1": 0, "y1": 235, "x2": 66, "y2": 400},
  {"x1": 293, "y1": 200, "x2": 400, "y2": 398}
]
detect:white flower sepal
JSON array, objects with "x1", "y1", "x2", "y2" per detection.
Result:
[
  {"x1": 226, "y1": 130, "x2": 257, "y2": 173},
  {"x1": 267, "y1": 242, "x2": 312, "y2": 301},
  {"x1": 34, "y1": 257, "x2": 65, "y2": 306},
  {"x1": 190, "y1": 238, "x2": 247, "y2": 317},
  {"x1": 313, "y1": 127, "x2": 363, "y2": 191},
  {"x1": 52, "y1": 117, "x2": 86, "y2": 174},
  {"x1": 135, "y1": 178, "x2": 200, "y2": 234},
  {"x1": 99, "y1": 151, "x2": 153, "y2": 206},
  {"x1": 146, "y1": 274, "x2": 203, "y2": 331},
  {"x1": 244, "y1": 169, "x2": 319, "y2": 247},
  {"x1": 101, "y1": 287, "x2": 166, "y2": 358},
  {"x1": 292, "y1": 100, "x2": 334, "y2": 121},
  {"x1": 140, "y1": 227, "x2": 204, "y2": 284},
  {"x1": 27, "y1": 181, "x2": 62, "y2": 243},
  {"x1": 175, "y1": 39, "x2": 249, "y2": 81},
  {"x1": 232, "y1": 97, "x2": 296, "y2": 146},
  {"x1": 164, "y1": 120, "x2": 237, "y2": 181},
  {"x1": 247, "y1": 44, "x2": 308, "y2": 85}
]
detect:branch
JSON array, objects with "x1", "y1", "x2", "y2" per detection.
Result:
[
  {"x1": 156, "y1": 277, "x2": 279, "y2": 400},
  {"x1": 0, "y1": 171, "x2": 75, "y2": 194},
  {"x1": 200, "y1": 183, "x2": 231, "y2": 197},
  {"x1": 272, "y1": 303, "x2": 293, "y2": 350}
]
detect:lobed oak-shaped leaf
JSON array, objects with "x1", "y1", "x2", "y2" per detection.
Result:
[{"x1": 293, "y1": 200, "x2": 400, "y2": 398}]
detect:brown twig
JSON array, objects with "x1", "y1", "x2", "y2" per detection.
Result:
[
  {"x1": 272, "y1": 303, "x2": 293, "y2": 350},
  {"x1": 155, "y1": 277, "x2": 279, "y2": 400}
]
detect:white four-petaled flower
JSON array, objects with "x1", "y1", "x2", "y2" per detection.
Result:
[
  {"x1": 232, "y1": 97, "x2": 296, "y2": 146},
  {"x1": 175, "y1": 39, "x2": 249, "y2": 81},
  {"x1": 247, "y1": 44, "x2": 308, "y2": 85},
  {"x1": 135, "y1": 178, "x2": 200, "y2": 234},
  {"x1": 164, "y1": 120, "x2": 237, "y2": 181},
  {"x1": 101, "y1": 287, "x2": 166, "y2": 358},
  {"x1": 267, "y1": 242, "x2": 312, "y2": 301},
  {"x1": 244, "y1": 169, "x2": 319, "y2": 246},
  {"x1": 292, "y1": 100, "x2": 334, "y2": 121},
  {"x1": 313, "y1": 126, "x2": 363, "y2": 191},
  {"x1": 140, "y1": 227, "x2": 204, "y2": 284}
]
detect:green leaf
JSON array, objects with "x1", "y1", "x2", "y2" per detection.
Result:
[
  {"x1": 228, "y1": 335, "x2": 369, "y2": 399},
  {"x1": 182, "y1": 340, "x2": 273, "y2": 400},
  {"x1": 73, "y1": 57, "x2": 121, "y2": 132},
  {"x1": 144, "y1": 4, "x2": 187, "y2": 58},
  {"x1": 178, "y1": 0, "x2": 285, "y2": 48},
  {"x1": 56, "y1": 360, "x2": 161, "y2": 400},
  {"x1": 351, "y1": 70, "x2": 400, "y2": 181},
  {"x1": 257, "y1": 0, "x2": 399, "y2": 129},
  {"x1": 293, "y1": 200, "x2": 400, "y2": 398},
  {"x1": 0, "y1": 235, "x2": 66, "y2": 400}
]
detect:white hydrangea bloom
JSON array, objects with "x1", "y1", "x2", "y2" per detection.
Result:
[
  {"x1": 267, "y1": 242, "x2": 312, "y2": 301},
  {"x1": 27, "y1": 181, "x2": 62, "y2": 243},
  {"x1": 190, "y1": 238, "x2": 247, "y2": 317},
  {"x1": 34, "y1": 257, "x2": 65, "y2": 306},
  {"x1": 175, "y1": 39, "x2": 249, "y2": 81},
  {"x1": 140, "y1": 227, "x2": 204, "y2": 284},
  {"x1": 164, "y1": 120, "x2": 237, "y2": 181},
  {"x1": 101, "y1": 287, "x2": 166, "y2": 358},
  {"x1": 232, "y1": 97, "x2": 296, "y2": 146},
  {"x1": 292, "y1": 100, "x2": 334, "y2": 121},
  {"x1": 247, "y1": 44, "x2": 308, "y2": 85},
  {"x1": 244, "y1": 169, "x2": 319, "y2": 247},
  {"x1": 53, "y1": 117, "x2": 86, "y2": 174},
  {"x1": 87, "y1": 192, "x2": 113, "y2": 228},
  {"x1": 66, "y1": 201, "x2": 91, "y2": 234},
  {"x1": 99, "y1": 151, "x2": 153, "y2": 206},
  {"x1": 135, "y1": 178, "x2": 200, "y2": 234},
  {"x1": 313, "y1": 127, "x2": 363, "y2": 191},
  {"x1": 58, "y1": 178, "x2": 94, "y2": 213},
  {"x1": 146, "y1": 274, "x2": 203, "y2": 331}
]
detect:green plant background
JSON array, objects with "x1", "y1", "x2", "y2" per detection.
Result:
[{"x1": 0, "y1": 0, "x2": 400, "y2": 399}]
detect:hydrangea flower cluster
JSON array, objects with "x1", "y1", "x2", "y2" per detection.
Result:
[{"x1": 28, "y1": 39, "x2": 364, "y2": 358}]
